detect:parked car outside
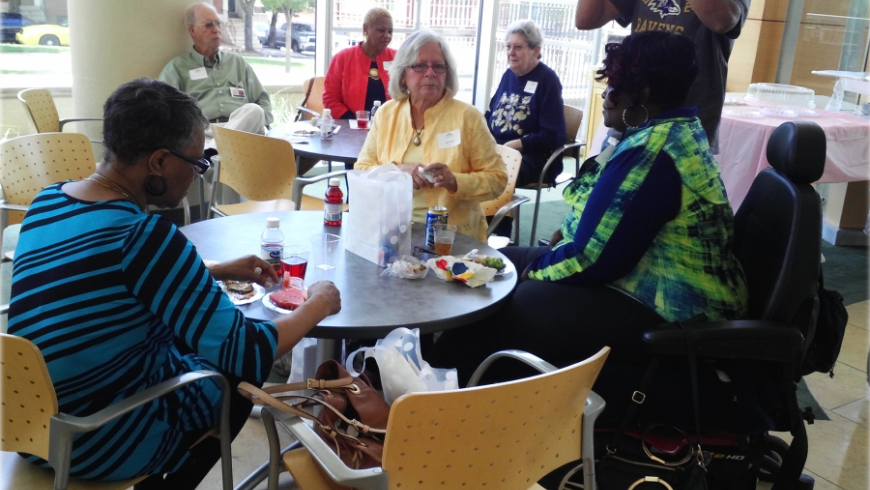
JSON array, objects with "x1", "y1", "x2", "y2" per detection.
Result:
[
  {"x1": 258, "y1": 22, "x2": 315, "y2": 52},
  {"x1": 1, "y1": 12, "x2": 33, "y2": 44},
  {"x1": 16, "y1": 21, "x2": 69, "y2": 46}
]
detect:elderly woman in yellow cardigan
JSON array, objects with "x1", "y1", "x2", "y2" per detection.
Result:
[{"x1": 354, "y1": 30, "x2": 507, "y2": 241}]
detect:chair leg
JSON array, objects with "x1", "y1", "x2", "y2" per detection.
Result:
[{"x1": 529, "y1": 188, "x2": 543, "y2": 246}]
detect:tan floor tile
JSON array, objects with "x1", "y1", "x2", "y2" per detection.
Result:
[
  {"x1": 802, "y1": 411, "x2": 868, "y2": 490},
  {"x1": 846, "y1": 301, "x2": 869, "y2": 331},
  {"x1": 838, "y1": 324, "x2": 870, "y2": 373},
  {"x1": 198, "y1": 414, "x2": 298, "y2": 490},
  {"x1": 802, "y1": 468, "x2": 847, "y2": 490},
  {"x1": 833, "y1": 396, "x2": 870, "y2": 429},
  {"x1": 805, "y1": 362, "x2": 869, "y2": 411}
]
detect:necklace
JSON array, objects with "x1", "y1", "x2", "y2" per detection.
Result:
[
  {"x1": 84, "y1": 174, "x2": 145, "y2": 211},
  {"x1": 411, "y1": 111, "x2": 424, "y2": 146},
  {"x1": 369, "y1": 68, "x2": 380, "y2": 80}
]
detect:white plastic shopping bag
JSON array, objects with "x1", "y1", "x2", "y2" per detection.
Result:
[
  {"x1": 346, "y1": 327, "x2": 459, "y2": 405},
  {"x1": 346, "y1": 164, "x2": 413, "y2": 267}
]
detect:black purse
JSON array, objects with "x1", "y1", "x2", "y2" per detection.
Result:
[{"x1": 597, "y1": 322, "x2": 709, "y2": 490}]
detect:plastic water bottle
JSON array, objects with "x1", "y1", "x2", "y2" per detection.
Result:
[
  {"x1": 320, "y1": 108, "x2": 334, "y2": 140},
  {"x1": 260, "y1": 217, "x2": 284, "y2": 273},
  {"x1": 370, "y1": 100, "x2": 381, "y2": 124},
  {"x1": 324, "y1": 178, "x2": 344, "y2": 226}
]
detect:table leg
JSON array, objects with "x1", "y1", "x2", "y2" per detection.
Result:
[{"x1": 316, "y1": 338, "x2": 343, "y2": 365}]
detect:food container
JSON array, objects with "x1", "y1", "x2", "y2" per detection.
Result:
[{"x1": 745, "y1": 83, "x2": 816, "y2": 108}]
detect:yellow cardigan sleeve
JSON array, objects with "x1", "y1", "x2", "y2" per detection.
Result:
[{"x1": 451, "y1": 109, "x2": 506, "y2": 204}]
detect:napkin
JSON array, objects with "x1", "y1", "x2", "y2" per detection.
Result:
[{"x1": 426, "y1": 256, "x2": 497, "y2": 288}]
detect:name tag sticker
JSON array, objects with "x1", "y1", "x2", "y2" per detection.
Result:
[
  {"x1": 230, "y1": 87, "x2": 246, "y2": 98},
  {"x1": 524, "y1": 81, "x2": 538, "y2": 94},
  {"x1": 437, "y1": 129, "x2": 461, "y2": 149},
  {"x1": 383, "y1": 61, "x2": 392, "y2": 70},
  {"x1": 189, "y1": 67, "x2": 207, "y2": 80}
]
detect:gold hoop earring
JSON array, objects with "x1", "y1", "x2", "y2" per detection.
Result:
[{"x1": 622, "y1": 104, "x2": 649, "y2": 129}]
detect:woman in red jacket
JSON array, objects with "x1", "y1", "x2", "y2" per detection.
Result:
[{"x1": 323, "y1": 8, "x2": 396, "y2": 119}]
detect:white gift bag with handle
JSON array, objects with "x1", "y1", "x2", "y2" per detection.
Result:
[{"x1": 346, "y1": 164, "x2": 413, "y2": 267}]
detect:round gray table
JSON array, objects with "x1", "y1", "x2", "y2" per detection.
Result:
[
  {"x1": 180, "y1": 211, "x2": 517, "y2": 341},
  {"x1": 268, "y1": 119, "x2": 368, "y2": 166}
]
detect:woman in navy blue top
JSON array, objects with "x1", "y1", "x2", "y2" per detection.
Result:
[
  {"x1": 486, "y1": 19, "x2": 567, "y2": 187},
  {"x1": 8, "y1": 79, "x2": 341, "y2": 488}
]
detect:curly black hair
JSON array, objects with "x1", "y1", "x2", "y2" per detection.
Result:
[
  {"x1": 595, "y1": 31, "x2": 699, "y2": 109},
  {"x1": 102, "y1": 78, "x2": 209, "y2": 164}
]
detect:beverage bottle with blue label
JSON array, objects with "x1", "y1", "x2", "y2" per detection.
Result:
[
  {"x1": 320, "y1": 108, "x2": 334, "y2": 140},
  {"x1": 370, "y1": 100, "x2": 381, "y2": 124},
  {"x1": 260, "y1": 217, "x2": 284, "y2": 273}
]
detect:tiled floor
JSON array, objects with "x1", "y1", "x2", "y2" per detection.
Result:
[{"x1": 198, "y1": 301, "x2": 870, "y2": 490}]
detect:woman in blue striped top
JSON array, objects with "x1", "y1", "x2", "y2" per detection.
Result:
[{"x1": 7, "y1": 79, "x2": 341, "y2": 488}]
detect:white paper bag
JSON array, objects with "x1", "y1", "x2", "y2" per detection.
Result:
[{"x1": 346, "y1": 164, "x2": 413, "y2": 267}]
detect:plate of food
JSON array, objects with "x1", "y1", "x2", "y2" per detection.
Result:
[
  {"x1": 218, "y1": 280, "x2": 265, "y2": 306},
  {"x1": 262, "y1": 274, "x2": 307, "y2": 315},
  {"x1": 463, "y1": 251, "x2": 514, "y2": 275}
]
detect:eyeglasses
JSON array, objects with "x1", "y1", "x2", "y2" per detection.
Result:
[
  {"x1": 168, "y1": 149, "x2": 213, "y2": 175},
  {"x1": 506, "y1": 44, "x2": 528, "y2": 52},
  {"x1": 408, "y1": 63, "x2": 448, "y2": 74},
  {"x1": 197, "y1": 20, "x2": 222, "y2": 29}
]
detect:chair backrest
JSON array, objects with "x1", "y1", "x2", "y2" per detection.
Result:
[
  {"x1": 211, "y1": 126, "x2": 297, "y2": 202},
  {"x1": 481, "y1": 145, "x2": 522, "y2": 217},
  {"x1": 381, "y1": 347, "x2": 609, "y2": 488},
  {"x1": 1, "y1": 133, "x2": 95, "y2": 223},
  {"x1": 733, "y1": 121, "x2": 825, "y2": 349},
  {"x1": 0, "y1": 333, "x2": 59, "y2": 460},
  {"x1": 564, "y1": 105, "x2": 583, "y2": 143},
  {"x1": 18, "y1": 89, "x2": 61, "y2": 133},
  {"x1": 300, "y1": 77, "x2": 325, "y2": 117}
]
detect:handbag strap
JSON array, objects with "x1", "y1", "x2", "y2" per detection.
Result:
[
  {"x1": 238, "y1": 382, "x2": 387, "y2": 435},
  {"x1": 259, "y1": 375, "x2": 357, "y2": 394}
]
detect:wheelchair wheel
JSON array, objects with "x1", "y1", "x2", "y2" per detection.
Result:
[
  {"x1": 558, "y1": 462, "x2": 586, "y2": 489},
  {"x1": 758, "y1": 435, "x2": 790, "y2": 482}
]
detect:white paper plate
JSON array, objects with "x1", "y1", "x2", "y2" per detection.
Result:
[
  {"x1": 261, "y1": 289, "x2": 307, "y2": 315},
  {"x1": 218, "y1": 282, "x2": 265, "y2": 306}
]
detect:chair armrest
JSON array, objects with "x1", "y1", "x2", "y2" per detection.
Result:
[
  {"x1": 0, "y1": 201, "x2": 29, "y2": 212},
  {"x1": 58, "y1": 117, "x2": 103, "y2": 131},
  {"x1": 0, "y1": 304, "x2": 8, "y2": 315},
  {"x1": 264, "y1": 407, "x2": 388, "y2": 490},
  {"x1": 485, "y1": 194, "x2": 530, "y2": 238},
  {"x1": 467, "y1": 349, "x2": 557, "y2": 387},
  {"x1": 295, "y1": 107, "x2": 321, "y2": 122},
  {"x1": 292, "y1": 170, "x2": 351, "y2": 207},
  {"x1": 526, "y1": 141, "x2": 587, "y2": 189},
  {"x1": 643, "y1": 320, "x2": 805, "y2": 374},
  {"x1": 48, "y1": 370, "x2": 233, "y2": 489},
  {"x1": 52, "y1": 370, "x2": 230, "y2": 434}
]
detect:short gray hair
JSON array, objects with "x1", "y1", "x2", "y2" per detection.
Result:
[
  {"x1": 363, "y1": 7, "x2": 392, "y2": 27},
  {"x1": 186, "y1": 2, "x2": 217, "y2": 27},
  {"x1": 505, "y1": 19, "x2": 543, "y2": 50},
  {"x1": 388, "y1": 30, "x2": 459, "y2": 101}
]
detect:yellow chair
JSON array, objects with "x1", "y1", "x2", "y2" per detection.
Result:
[
  {"x1": 295, "y1": 77, "x2": 326, "y2": 121},
  {"x1": 262, "y1": 347, "x2": 610, "y2": 490},
  {"x1": 0, "y1": 327, "x2": 234, "y2": 490},
  {"x1": 17, "y1": 89, "x2": 103, "y2": 143},
  {"x1": 524, "y1": 105, "x2": 586, "y2": 245},
  {"x1": 0, "y1": 133, "x2": 96, "y2": 258},
  {"x1": 209, "y1": 126, "x2": 348, "y2": 218},
  {"x1": 483, "y1": 145, "x2": 529, "y2": 247}
]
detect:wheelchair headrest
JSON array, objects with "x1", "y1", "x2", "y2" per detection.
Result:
[{"x1": 766, "y1": 121, "x2": 826, "y2": 184}]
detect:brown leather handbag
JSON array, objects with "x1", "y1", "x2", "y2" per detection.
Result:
[{"x1": 238, "y1": 359, "x2": 390, "y2": 469}]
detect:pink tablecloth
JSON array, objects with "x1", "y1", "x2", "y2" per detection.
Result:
[{"x1": 717, "y1": 108, "x2": 870, "y2": 210}]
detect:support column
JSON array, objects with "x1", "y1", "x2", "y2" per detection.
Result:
[{"x1": 68, "y1": 0, "x2": 194, "y2": 141}]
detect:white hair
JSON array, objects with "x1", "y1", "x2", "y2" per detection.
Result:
[
  {"x1": 504, "y1": 19, "x2": 543, "y2": 50},
  {"x1": 388, "y1": 30, "x2": 459, "y2": 101},
  {"x1": 186, "y1": 2, "x2": 217, "y2": 27}
]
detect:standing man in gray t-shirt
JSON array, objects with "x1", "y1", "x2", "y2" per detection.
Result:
[{"x1": 576, "y1": 0, "x2": 749, "y2": 153}]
